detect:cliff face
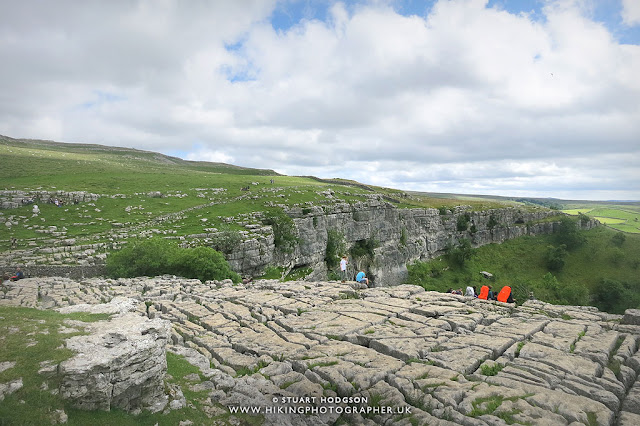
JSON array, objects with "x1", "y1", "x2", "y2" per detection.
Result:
[{"x1": 227, "y1": 201, "x2": 597, "y2": 284}]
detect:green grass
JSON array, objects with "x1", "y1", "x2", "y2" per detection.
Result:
[
  {"x1": 1, "y1": 136, "x2": 523, "y2": 254},
  {"x1": 564, "y1": 206, "x2": 640, "y2": 234},
  {"x1": 0, "y1": 304, "x2": 265, "y2": 425},
  {"x1": 480, "y1": 363, "x2": 504, "y2": 376},
  {"x1": 407, "y1": 226, "x2": 640, "y2": 314}
]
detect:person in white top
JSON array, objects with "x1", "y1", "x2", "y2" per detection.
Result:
[{"x1": 340, "y1": 255, "x2": 348, "y2": 283}]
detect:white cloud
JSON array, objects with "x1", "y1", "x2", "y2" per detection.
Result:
[
  {"x1": 0, "y1": 0, "x2": 638, "y2": 200},
  {"x1": 186, "y1": 150, "x2": 234, "y2": 164},
  {"x1": 622, "y1": 0, "x2": 640, "y2": 26}
]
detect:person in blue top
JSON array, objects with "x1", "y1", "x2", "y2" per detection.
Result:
[
  {"x1": 10, "y1": 267, "x2": 24, "y2": 281},
  {"x1": 355, "y1": 270, "x2": 369, "y2": 287}
]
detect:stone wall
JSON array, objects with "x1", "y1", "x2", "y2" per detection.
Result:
[
  {"x1": 0, "y1": 264, "x2": 107, "y2": 280},
  {"x1": 0, "y1": 190, "x2": 100, "y2": 209}
]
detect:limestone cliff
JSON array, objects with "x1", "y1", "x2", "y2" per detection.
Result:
[{"x1": 227, "y1": 201, "x2": 597, "y2": 285}]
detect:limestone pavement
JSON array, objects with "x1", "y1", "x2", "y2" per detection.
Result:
[{"x1": 2, "y1": 276, "x2": 640, "y2": 425}]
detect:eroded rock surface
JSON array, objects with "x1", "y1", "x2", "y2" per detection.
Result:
[
  {"x1": 3, "y1": 276, "x2": 639, "y2": 425},
  {"x1": 57, "y1": 311, "x2": 171, "y2": 413}
]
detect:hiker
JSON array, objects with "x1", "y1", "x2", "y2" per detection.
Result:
[
  {"x1": 32, "y1": 204, "x2": 40, "y2": 215},
  {"x1": 10, "y1": 267, "x2": 24, "y2": 281},
  {"x1": 465, "y1": 286, "x2": 475, "y2": 297},
  {"x1": 339, "y1": 255, "x2": 349, "y2": 283},
  {"x1": 478, "y1": 285, "x2": 489, "y2": 300},
  {"x1": 488, "y1": 286, "x2": 495, "y2": 300},
  {"x1": 355, "y1": 270, "x2": 369, "y2": 287},
  {"x1": 452, "y1": 288, "x2": 463, "y2": 295},
  {"x1": 497, "y1": 286, "x2": 514, "y2": 303}
]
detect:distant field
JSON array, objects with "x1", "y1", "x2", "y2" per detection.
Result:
[
  {"x1": 562, "y1": 208, "x2": 593, "y2": 215},
  {"x1": 563, "y1": 206, "x2": 640, "y2": 234}
]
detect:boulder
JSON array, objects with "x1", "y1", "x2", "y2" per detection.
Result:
[{"x1": 58, "y1": 312, "x2": 171, "y2": 413}]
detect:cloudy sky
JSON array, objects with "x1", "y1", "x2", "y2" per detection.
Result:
[{"x1": 1, "y1": 0, "x2": 639, "y2": 200}]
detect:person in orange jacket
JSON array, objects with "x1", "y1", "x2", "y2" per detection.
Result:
[
  {"x1": 478, "y1": 285, "x2": 489, "y2": 300},
  {"x1": 497, "y1": 286, "x2": 514, "y2": 303}
]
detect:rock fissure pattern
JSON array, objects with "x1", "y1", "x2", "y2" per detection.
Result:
[{"x1": 2, "y1": 277, "x2": 640, "y2": 425}]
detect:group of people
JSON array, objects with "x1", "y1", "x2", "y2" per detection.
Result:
[
  {"x1": 448, "y1": 284, "x2": 515, "y2": 303},
  {"x1": 2, "y1": 267, "x2": 24, "y2": 283},
  {"x1": 339, "y1": 255, "x2": 370, "y2": 287}
]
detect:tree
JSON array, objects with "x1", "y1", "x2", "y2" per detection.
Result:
[
  {"x1": 611, "y1": 232, "x2": 626, "y2": 247},
  {"x1": 263, "y1": 209, "x2": 299, "y2": 253},
  {"x1": 546, "y1": 244, "x2": 567, "y2": 272},
  {"x1": 592, "y1": 278, "x2": 625, "y2": 314},
  {"x1": 555, "y1": 216, "x2": 585, "y2": 250},
  {"x1": 171, "y1": 246, "x2": 240, "y2": 283},
  {"x1": 448, "y1": 239, "x2": 474, "y2": 267},
  {"x1": 325, "y1": 229, "x2": 346, "y2": 269}
]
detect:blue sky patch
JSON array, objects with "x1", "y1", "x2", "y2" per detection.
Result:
[{"x1": 78, "y1": 90, "x2": 125, "y2": 110}]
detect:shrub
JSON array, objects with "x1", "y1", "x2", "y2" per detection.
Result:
[
  {"x1": 171, "y1": 246, "x2": 241, "y2": 283},
  {"x1": 350, "y1": 237, "x2": 379, "y2": 260},
  {"x1": 325, "y1": 229, "x2": 346, "y2": 269},
  {"x1": 400, "y1": 228, "x2": 408, "y2": 246},
  {"x1": 406, "y1": 260, "x2": 433, "y2": 288},
  {"x1": 592, "y1": 278, "x2": 625, "y2": 314},
  {"x1": 448, "y1": 239, "x2": 474, "y2": 267},
  {"x1": 263, "y1": 209, "x2": 299, "y2": 253},
  {"x1": 546, "y1": 244, "x2": 567, "y2": 272},
  {"x1": 106, "y1": 238, "x2": 177, "y2": 278},
  {"x1": 487, "y1": 215, "x2": 499, "y2": 229},
  {"x1": 210, "y1": 229, "x2": 242, "y2": 254},
  {"x1": 457, "y1": 214, "x2": 471, "y2": 232},
  {"x1": 106, "y1": 238, "x2": 240, "y2": 283},
  {"x1": 555, "y1": 216, "x2": 586, "y2": 250},
  {"x1": 611, "y1": 232, "x2": 626, "y2": 247}
]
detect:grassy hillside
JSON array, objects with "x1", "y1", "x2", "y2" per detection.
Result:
[
  {"x1": 0, "y1": 136, "x2": 511, "y2": 253},
  {"x1": 407, "y1": 226, "x2": 640, "y2": 314}
]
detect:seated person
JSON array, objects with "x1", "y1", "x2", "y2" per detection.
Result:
[
  {"x1": 10, "y1": 267, "x2": 24, "y2": 281},
  {"x1": 355, "y1": 270, "x2": 369, "y2": 287},
  {"x1": 478, "y1": 285, "x2": 489, "y2": 300},
  {"x1": 497, "y1": 286, "x2": 515, "y2": 303}
]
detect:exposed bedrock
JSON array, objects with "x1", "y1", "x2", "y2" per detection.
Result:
[{"x1": 2, "y1": 276, "x2": 637, "y2": 425}]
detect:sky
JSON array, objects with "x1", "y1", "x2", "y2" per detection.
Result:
[{"x1": 1, "y1": 0, "x2": 639, "y2": 201}]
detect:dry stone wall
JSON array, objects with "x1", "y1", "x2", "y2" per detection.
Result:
[
  {"x1": 1, "y1": 276, "x2": 638, "y2": 425},
  {"x1": 0, "y1": 190, "x2": 100, "y2": 209}
]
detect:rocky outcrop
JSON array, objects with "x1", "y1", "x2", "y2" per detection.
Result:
[
  {"x1": 3, "y1": 276, "x2": 637, "y2": 424},
  {"x1": 1, "y1": 199, "x2": 597, "y2": 286},
  {"x1": 227, "y1": 201, "x2": 597, "y2": 285},
  {"x1": 56, "y1": 303, "x2": 171, "y2": 413}
]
